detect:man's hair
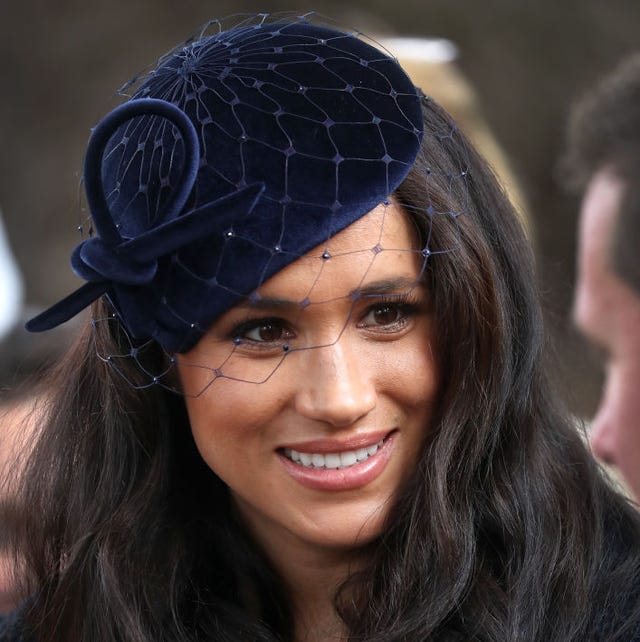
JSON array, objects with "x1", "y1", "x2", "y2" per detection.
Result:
[{"x1": 563, "y1": 53, "x2": 640, "y2": 292}]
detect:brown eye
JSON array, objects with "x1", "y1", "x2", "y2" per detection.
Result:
[
  {"x1": 371, "y1": 305, "x2": 400, "y2": 325},
  {"x1": 236, "y1": 318, "x2": 294, "y2": 344},
  {"x1": 358, "y1": 300, "x2": 419, "y2": 334},
  {"x1": 253, "y1": 323, "x2": 283, "y2": 342}
]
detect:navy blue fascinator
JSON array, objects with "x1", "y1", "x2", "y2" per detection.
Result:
[{"x1": 26, "y1": 13, "x2": 424, "y2": 353}]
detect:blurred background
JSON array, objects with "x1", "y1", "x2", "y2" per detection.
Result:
[{"x1": 0, "y1": 0, "x2": 638, "y2": 418}]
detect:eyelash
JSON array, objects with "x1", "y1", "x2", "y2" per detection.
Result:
[
  {"x1": 356, "y1": 295, "x2": 421, "y2": 333},
  {"x1": 229, "y1": 295, "x2": 423, "y2": 351},
  {"x1": 231, "y1": 317, "x2": 296, "y2": 348}
]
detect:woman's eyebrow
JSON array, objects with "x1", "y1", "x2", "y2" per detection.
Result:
[
  {"x1": 351, "y1": 276, "x2": 423, "y2": 299},
  {"x1": 234, "y1": 277, "x2": 423, "y2": 310},
  {"x1": 235, "y1": 297, "x2": 301, "y2": 311}
]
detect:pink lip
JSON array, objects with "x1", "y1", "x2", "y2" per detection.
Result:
[
  {"x1": 280, "y1": 429, "x2": 391, "y2": 454},
  {"x1": 278, "y1": 430, "x2": 396, "y2": 492}
]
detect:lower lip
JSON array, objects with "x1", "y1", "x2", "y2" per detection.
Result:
[{"x1": 278, "y1": 432, "x2": 396, "y2": 491}]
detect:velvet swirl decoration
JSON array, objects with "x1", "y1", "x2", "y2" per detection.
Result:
[
  {"x1": 26, "y1": 15, "x2": 425, "y2": 353},
  {"x1": 27, "y1": 99, "x2": 264, "y2": 346}
]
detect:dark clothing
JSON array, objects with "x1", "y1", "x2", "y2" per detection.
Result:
[{"x1": 0, "y1": 607, "x2": 29, "y2": 642}]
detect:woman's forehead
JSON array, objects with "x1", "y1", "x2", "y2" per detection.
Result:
[{"x1": 253, "y1": 201, "x2": 423, "y2": 301}]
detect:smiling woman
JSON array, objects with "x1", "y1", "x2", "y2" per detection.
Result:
[
  {"x1": 4, "y1": 11, "x2": 640, "y2": 642},
  {"x1": 180, "y1": 202, "x2": 437, "y2": 557}
]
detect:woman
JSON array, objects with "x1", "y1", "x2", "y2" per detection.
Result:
[{"x1": 3, "y1": 12, "x2": 640, "y2": 641}]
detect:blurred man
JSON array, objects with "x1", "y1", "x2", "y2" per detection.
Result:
[{"x1": 564, "y1": 53, "x2": 640, "y2": 498}]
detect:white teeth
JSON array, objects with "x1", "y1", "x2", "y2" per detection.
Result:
[
  {"x1": 324, "y1": 454, "x2": 341, "y2": 469},
  {"x1": 284, "y1": 440, "x2": 384, "y2": 469},
  {"x1": 340, "y1": 451, "x2": 357, "y2": 467},
  {"x1": 355, "y1": 447, "x2": 369, "y2": 461}
]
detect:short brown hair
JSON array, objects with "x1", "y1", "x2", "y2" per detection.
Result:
[{"x1": 563, "y1": 53, "x2": 640, "y2": 292}]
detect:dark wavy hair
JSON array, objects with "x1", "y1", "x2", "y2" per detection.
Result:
[{"x1": 9, "y1": 97, "x2": 640, "y2": 641}]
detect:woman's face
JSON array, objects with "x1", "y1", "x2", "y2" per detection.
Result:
[{"x1": 177, "y1": 202, "x2": 438, "y2": 555}]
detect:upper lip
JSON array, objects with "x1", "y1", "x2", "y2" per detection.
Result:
[{"x1": 279, "y1": 429, "x2": 394, "y2": 454}]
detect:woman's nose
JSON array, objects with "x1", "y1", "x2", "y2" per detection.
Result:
[{"x1": 293, "y1": 339, "x2": 376, "y2": 427}]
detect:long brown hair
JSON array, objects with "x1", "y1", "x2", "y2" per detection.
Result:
[
  {"x1": 9, "y1": 97, "x2": 640, "y2": 641},
  {"x1": 340, "y1": 97, "x2": 640, "y2": 640}
]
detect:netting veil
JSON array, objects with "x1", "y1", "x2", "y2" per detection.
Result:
[{"x1": 26, "y1": 12, "x2": 470, "y2": 395}]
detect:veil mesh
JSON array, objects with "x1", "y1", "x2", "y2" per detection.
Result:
[{"x1": 30, "y1": 12, "x2": 471, "y2": 396}]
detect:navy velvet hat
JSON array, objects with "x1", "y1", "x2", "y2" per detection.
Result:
[{"x1": 26, "y1": 14, "x2": 424, "y2": 353}]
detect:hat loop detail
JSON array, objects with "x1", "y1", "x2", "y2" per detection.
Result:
[
  {"x1": 82, "y1": 98, "x2": 200, "y2": 245},
  {"x1": 26, "y1": 98, "x2": 265, "y2": 333}
]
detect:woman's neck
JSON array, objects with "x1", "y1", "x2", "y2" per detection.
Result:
[
  {"x1": 269, "y1": 536, "x2": 357, "y2": 642},
  {"x1": 235, "y1": 503, "x2": 367, "y2": 642}
]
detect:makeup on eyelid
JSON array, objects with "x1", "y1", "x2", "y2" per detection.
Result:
[{"x1": 223, "y1": 292, "x2": 427, "y2": 351}]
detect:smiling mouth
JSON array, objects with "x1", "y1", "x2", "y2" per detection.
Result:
[{"x1": 282, "y1": 438, "x2": 386, "y2": 470}]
